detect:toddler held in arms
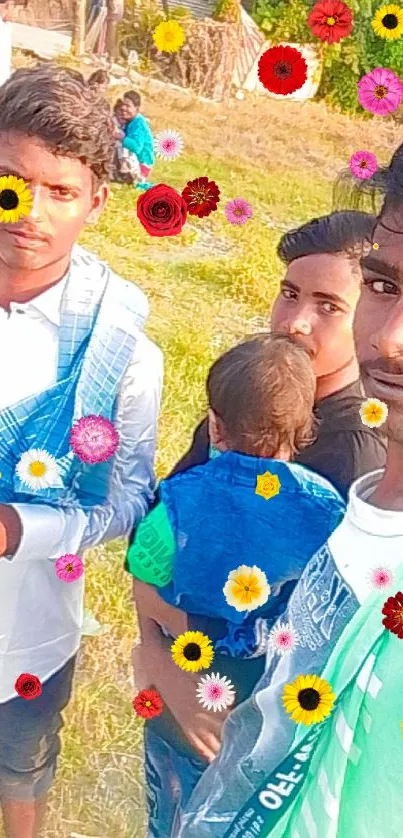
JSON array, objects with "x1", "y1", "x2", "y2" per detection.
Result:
[{"x1": 127, "y1": 333, "x2": 345, "y2": 838}]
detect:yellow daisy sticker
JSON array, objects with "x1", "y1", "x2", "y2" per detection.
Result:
[
  {"x1": 223, "y1": 564, "x2": 270, "y2": 612},
  {"x1": 171, "y1": 630, "x2": 214, "y2": 672},
  {"x1": 282, "y1": 674, "x2": 336, "y2": 726},
  {"x1": 0, "y1": 175, "x2": 33, "y2": 223},
  {"x1": 153, "y1": 20, "x2": 185, "y2": 53},
  {"x1": 359, "y1": 397, "x2": 388, "y2": 428},
  {"x1": 255, "y1": 471, "x2": 281, "y2": 500}
]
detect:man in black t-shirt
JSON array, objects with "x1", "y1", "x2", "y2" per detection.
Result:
[{"x1": 170, "y1": 210, "x2": 386, "y2": 499}]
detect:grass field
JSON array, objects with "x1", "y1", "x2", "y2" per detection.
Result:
[{"x1": 4, "y1": 56, "x2": 402, "y2": 838}]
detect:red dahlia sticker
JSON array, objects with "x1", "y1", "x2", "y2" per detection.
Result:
[
  {"x1": 382, "y1": 591, "x2": 403, "y2": 639},
  {"x1": 258, "y1": 46, "x2": 308, "y2": 96},
  {"x1": 15, "y1": 673, "x2": 43, "y2": 700},
  {"x1": 132, "y1": 688, "x2": 164, "y2": 719},
  {"x1": 308, "y1": 0, "x2": 353, "y2": 44},
  {"x1": 181, "y1": 177, "x2": 220, "y2": 218}
]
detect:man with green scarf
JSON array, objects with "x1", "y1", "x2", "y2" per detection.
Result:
[{"x1": 179, "y1": 141, "x2": 403, "y2": 838}]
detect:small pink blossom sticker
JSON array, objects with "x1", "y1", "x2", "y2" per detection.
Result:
[
  {"x1": 55, "y1": 554, "x2": 84, "y2": 583},
  {"x1": 224, "y1": 198, "x2": 253, "y2": 225},
  {"x1": 349, "y1": 150, "x2": 378, "y2": 180},
  {"x1": 268, "y1": 621, "x2": 299, "y2": 655},
  {"x1": 368, "y1": 566, "x2": 394, "y2": 590},
  {"x1": 70, "y1": 415, "x2": 119, "y2": 464}
]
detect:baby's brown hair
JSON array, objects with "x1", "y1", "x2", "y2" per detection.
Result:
[{"x1": 207, "y1": 333, "x2": 316, "y2": 459}]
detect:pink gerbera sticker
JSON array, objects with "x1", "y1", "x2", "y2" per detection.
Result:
[
  {"x1": 55, "y1": 553, "x2": 84, "y2": 583},
  {"x1": 268, "y1": 621, "x2": 300, "y2": 655},
  {"x1": 196, "y1": 672, "x2": 235, "y2": 712},
  {"x1": 154, "y1": 129, "x2": 184, "y2": 161},
  {"x1": 69, "y1": 415, "x2": 119, "y2": 464},
  {"x1": 225, "y1": 198, "x2": 253, "y2": 225},
  {"x1": 368, "y1": 566, "x2": 394, "y2": 590}
]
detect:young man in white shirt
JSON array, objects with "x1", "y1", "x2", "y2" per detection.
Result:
[
  {"x1": 177, "y1": 144, "x2": 403, "y2": 837},
  {"x1": 0, "y1": 65, "x2": 163, "y2": 838}
]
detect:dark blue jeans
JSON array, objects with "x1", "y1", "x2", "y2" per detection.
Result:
[{"x1": 144, "y1": 726, "x2": 207, "y2": 838}]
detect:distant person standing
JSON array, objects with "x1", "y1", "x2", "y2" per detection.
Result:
[{"x1": 0, "y1": 0, "x2": 13, "y2": 87}]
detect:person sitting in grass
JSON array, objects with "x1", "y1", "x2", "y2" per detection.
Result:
[
  {"x1": 120, "y1": 90, "x2": 155, "y2": 184},
  {"x1": 171, "y1": 211, "x2": 386, "y2": 499},
  {"x1": 127, "y1": 333, "x2": 346, "y2": 838}
]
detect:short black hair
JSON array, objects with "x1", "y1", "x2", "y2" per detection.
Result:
[
  {"x1": 0, "y1": 64, "x2": 115, "y2": 185},
  {"x1": 278, "y1": 211, "x2": 376, "y2": 265},
  {"x1": 123, "y1": 90, "x2": 141, "y2": 108}
]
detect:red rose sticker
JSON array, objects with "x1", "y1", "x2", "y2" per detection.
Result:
[
  {"x1": 15, "y1": 673, "x2": 42, "y2": 700},
  {"x1": 137, "y1": 183, "x2": 188, "y2": 237}
]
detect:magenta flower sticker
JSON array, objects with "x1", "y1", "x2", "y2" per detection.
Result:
[
  {"x1": 225, "y1": 198, "x2": 253, "y2": 225},
  {"x1": 70, "y1": 415, "x2": 119, "y2": 464},
  {"x1": 357, "y1": 67, "x2": 403, "y2": 116},
  {"x1": 55, "y1": 553, "x2": 84, "y2": 583},
  {"x1": 349, "y1": 150, "x2": 378, "y2": 180}
]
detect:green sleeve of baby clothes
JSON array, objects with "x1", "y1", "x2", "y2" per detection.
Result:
[{"x1": 125, "y1": 500, "x2": 176, "y2": 587}]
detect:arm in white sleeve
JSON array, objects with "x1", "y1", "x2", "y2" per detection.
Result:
[{"x1": 8, "y1": 332, "x2": 164, "y2": 562}]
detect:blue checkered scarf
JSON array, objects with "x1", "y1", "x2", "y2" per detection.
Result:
[{"x1": 0, "y1": 245, "x2": 147, "y2": 509}]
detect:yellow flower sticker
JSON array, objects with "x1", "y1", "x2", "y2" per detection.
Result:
[
  {"x1": 0, "y1": 175, "x2": 33, "y2": 223},
  {"x1": 153, "y1": 20, "x2": 185, "y2": 53},
  {"x1": 359, "y1": 398, "x2": 388, "y2": 428},
  {"x1": 223, "y1": 564, "x2": 270, "y2": 612},
  {"x1": 255, "y1": 471, "x2": 281, "y2": 500}
]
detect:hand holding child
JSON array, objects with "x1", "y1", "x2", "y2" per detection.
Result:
[{"x1": 133, "y1": 631, "x2": 230, "y2": 763}]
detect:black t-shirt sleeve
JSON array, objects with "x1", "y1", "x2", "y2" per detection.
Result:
[
  {"x1": 168, "y1": 417, "x2": 210, "y2": 477},
  {"x1": 296, "y1": 429, "x2": 387, "y2": 499}
]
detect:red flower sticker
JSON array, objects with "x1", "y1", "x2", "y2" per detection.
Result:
[
  {"x1": 308, "y1": 0, "x2": 353, "y2": 44},
  {"x1": 258, "y1": 46, "x2": 308, "y2": 96},
  {"x1": 15, "y1": 673, "x2": 42, "y2": 700},
  {"x1": 137, "y1": 183, "x2": 188, "y2": 237},
  {"x1": 181, "y1": 177, "x2": 220, "y2": 218},
  {"x1": 382, "y1": 591, "x2": 403, "y2": 639},
  {"x1": 132, "y1": 688, "x2": 164, "y2": 719}
]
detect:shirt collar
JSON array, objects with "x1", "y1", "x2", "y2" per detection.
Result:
[
  {"x1": 346, "y1": 469, "x2": 403, "y2": 537},
  {"x1": 15, "y1": 275, "x2": 68, "y2": 327}
]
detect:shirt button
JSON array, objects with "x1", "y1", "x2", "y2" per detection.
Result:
[{"x1": 16, "y1": 309, "x2": 25, "y2": 314}]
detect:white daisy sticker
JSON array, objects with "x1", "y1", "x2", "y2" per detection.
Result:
[
  {"x1": 154, "y1": 129, "x2": 184, "y2": 161},
  {"x1": 16, "y1": 449, "x2": 62, "y2": 490},
  {"x1": 196, "y1": 672, "x2": 235, "y2": 712}
]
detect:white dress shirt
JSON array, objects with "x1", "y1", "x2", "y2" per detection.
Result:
[{"x1": 0, "y1": 273, "x2": 163, "y2": 702}]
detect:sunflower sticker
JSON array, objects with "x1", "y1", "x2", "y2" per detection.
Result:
[
  {"x1": 171, "y1": 630, "x2": 214, "y2": 672},
  {"x1": 372, "y1": 4, "x2": 403, "y2": 39},
  {"x1": 0, "y1": 175, "x2": 33, "y2": 223},
  {"x1": 282, "y1": 674, "x2": 336, "y2": 725}
]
